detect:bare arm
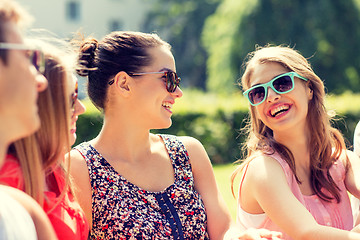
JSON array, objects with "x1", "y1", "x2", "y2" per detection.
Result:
[
  {"x1": 242, "y1": 155, "x2": 360, "y2": 240},
  {"x1": 344, "y1": 150, "x2": 360, "y2": 199},
  {"x1": 354, "y1": 121, "x2": 360, "y2": 157},
  {"x1": 0, "y1": 185, "x2": 57, "y2": 240},
  {"x1": 68, "y1": 149, "x2": 93, "y2": 228},
  {"x1": 180, "y1": 136, "x2": 231, "y2": 240},
  {"x1": 343, "y1": 149, "x2": 360, "y2": 228}
]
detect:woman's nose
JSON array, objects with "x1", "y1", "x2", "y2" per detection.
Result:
[
  {"x1": 74, "y1": 99, "x2": 86, "y2": 116},
  {"x1": 171, "y1": 86, "x2": 183, "y2": 99},
  {"x1": 266, "y1": 87, "x2": 280, "y2": 103}
]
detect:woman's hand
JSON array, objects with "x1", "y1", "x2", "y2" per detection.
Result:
[{"x1": 225, "y1": 226, "x2": 283, "y2": 240}]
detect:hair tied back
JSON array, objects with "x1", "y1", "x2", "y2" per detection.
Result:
[{"x1": 76, "y1": 38, "x2": 98, "y2": 77}]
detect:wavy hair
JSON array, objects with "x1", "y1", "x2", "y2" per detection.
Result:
[{"x1": 232, "y1": 45, "x2": 347, "y2": 203}]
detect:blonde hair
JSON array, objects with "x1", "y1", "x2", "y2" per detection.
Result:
[
  {"x1": 232, "y1": 45, "x2": 346, "y2": 203},
  {"x1": 0, "y1": 0, "x2": 33, "y2": 61},
  {"x1": 8, "y1": 39, "x2": 75, "y2": 209}
]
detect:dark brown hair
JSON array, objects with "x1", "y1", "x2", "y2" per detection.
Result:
[{"x1": 76, "y1": 31, "x2": 171, "y2": 111}]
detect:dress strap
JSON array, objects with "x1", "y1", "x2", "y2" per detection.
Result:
[{"x1": 238, "y1": 163, "x2": 250, "y2": 199}]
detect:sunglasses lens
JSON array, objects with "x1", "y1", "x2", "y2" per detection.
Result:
[
  {"x1": 273, "y1": 76, "x2": 293, "y2": 93},
  {"x1": 30, "y1": 50, "x2": 45, "y2": 74},
  {"x1": 166, "y1": 72, "x2": 180, "y2": 93},
  {"x1": 248, "y1": 87, "x2": 266, "y2": 105},
  {"x1": 71, "y1": 82, "x2": 79, "y2": 109}
]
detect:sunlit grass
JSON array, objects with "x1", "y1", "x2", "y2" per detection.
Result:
[{"x1": 213, "y1": 163, "x2": 239, "y2": 221}]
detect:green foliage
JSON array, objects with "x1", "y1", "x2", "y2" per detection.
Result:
[
  {"x1": 202, "y1": 0, "x2": 360, "y2": 94},
  {"x1": 75, "y1": 91, "x2": 360, "y2": 163},
  {"x1": 202, "y1": 0, "x2": 259, "y2": 93},
  {"x1": 73, "y1": 102, "x2": 103, "y2": 146},
  {"x1": 142, "y1": 0, "x2": 221, "y2": 89},
  {"x1": 213, "y1": 163, "x2": 238, "y2": 220}
]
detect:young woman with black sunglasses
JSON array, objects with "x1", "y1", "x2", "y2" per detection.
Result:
[
  {"x1": 232, "y1": 45, "x2": 360, "y2": 240},
  {"x1": 70, "y1": 31, "x2": 282, "y2": 240}
]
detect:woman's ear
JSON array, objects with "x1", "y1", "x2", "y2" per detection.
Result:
[
  {"x1": 307, "y1": 83, "x2": 313, "y2": 100},
  {"x1": 113, "y1": 71, "x2": 131, "y2": 97}
]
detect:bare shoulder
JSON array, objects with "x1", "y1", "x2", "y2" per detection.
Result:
[
  {"x1": 67, "y1": 148, "x2": 90, "y2": 191},
  {"x1": 69, "y1": 148, "x2": 86, "y2": 162},
  {"x1": 177, "y1": 136, "x2": 208, "y2": 164},
  {"x1": 0, "y1": 185, "x2": 36, "y2": 208},
  {"x1": 245, "y1": 154, "x2": 286, "y2": 185},
  {"x1": 177, "y1": 136, "x2": 206, "y2": 157},
  {"x1": 338, "y1": 149, "x2": 359, "y2": 169},
  {"x1": 177, "y1": 135, "x2": 203, "y2": 149},
  {"x1": 68, "y1": 148, "x2": 88, "y2": 172},
  {"x1": 0, "y1": 186, "x2": 57, "y2": 240},
  {"x1": 67, "y1": 148, "x2": 93, "y2": 225}
]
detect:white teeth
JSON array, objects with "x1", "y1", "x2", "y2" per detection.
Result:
[
  {"x1": 270, "y1": 105, "x2": 289, "y2": 117},
  {"x1": 162, "y1": 102, "x2": 173, "y2": 109}
]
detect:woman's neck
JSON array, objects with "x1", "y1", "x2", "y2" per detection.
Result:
[
  {"x1": 274, "y1": 128, "x2": 311, "y2": 168},
  {"x1": 91, "y1": 116, "x2": 154, "y2": 163}
]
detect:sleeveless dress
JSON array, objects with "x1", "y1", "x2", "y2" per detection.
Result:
[
  {"x1": 75, "y1": 134, "x2": 209, "y2": 240},
  {"x1": 237, "y1": 152, "x2": 353, "y2": 240}
]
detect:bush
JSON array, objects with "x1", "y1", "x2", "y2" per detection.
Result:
[{"x1": 75, "y1": 90, "x2": 360, "y2": 164}]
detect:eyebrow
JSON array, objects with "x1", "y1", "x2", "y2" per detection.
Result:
[
  {"x1": 159, "y1": 67, "x2": 174, "y2": 72},
  {"x1": 250, "y1": 72, "x2": 286, "y2": 88}
]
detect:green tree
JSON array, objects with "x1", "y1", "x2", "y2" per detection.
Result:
[
  {"x1": 142, "y1": 0, "x2": 221, "y2": 89},
  {"x1": 203, "y1": 0, "x2": 360, "y2": 94}
]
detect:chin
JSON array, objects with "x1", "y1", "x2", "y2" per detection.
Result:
[
  {"x1": 154, "y1": 121, "x2": 173, "y2": 130},
  {"x1": 69, "y1": 134, "x2": 77, "y2": 147},
  {"x1": 12, "y1": 118, "x2": 40, "y2": 143},
  {"x1": 26, "y1": 116, "x2": 41, "y2": 135}
]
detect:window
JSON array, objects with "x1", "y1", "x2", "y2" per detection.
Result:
[
  {"x1": 109, "y1": 20, "x2": 123, "y2": 31},
  {"x1": 67, "y1": 1, "x2": 80, "y2": 21}
]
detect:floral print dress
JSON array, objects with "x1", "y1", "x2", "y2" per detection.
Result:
[{"x1": 75, "y1": 134, "x2": 209, "y2": 240}]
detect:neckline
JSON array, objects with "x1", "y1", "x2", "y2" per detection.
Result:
[{"x1": 85, "y1": 135, "x2": 178, "y2": 195}]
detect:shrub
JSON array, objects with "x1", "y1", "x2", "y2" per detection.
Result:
[{"x1": 75, "y1": 90, "x2": 360, "y2": 163}]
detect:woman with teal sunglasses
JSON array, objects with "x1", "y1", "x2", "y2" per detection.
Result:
[{"x1": 232, "y1": 45, "x2": 360, "y2": 239}]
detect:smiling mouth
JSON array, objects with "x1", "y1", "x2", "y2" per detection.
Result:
[
  {"x1": 162, "y1": 102, "x2": 173, "y2": 111},
  {"x1": 270, "y1": 105, "x2": 290, "y2": 117}
]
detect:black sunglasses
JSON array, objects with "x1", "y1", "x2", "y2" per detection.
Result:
[
  {"x1": 109, "y1": 71, "x2": 181, "y2": 93},
  {"x1": 0, "y1": 42, "x2": 45, "y2": 74},
  {"x1": 70, "y1": 81, "x2": 78, "y2": 109}
]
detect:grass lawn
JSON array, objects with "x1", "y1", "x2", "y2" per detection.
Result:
[{"x1": 213, "y1": 163, "x2": 241, "y2": 220}]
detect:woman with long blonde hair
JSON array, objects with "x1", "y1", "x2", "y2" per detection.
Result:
[{"x1": 0, "y1": 39, "x2": 88, "y2": 240}]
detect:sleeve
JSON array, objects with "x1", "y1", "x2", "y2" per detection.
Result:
[
  {"x1": 0, "y1": 154, "x2": 24, "y2": 190},
  {"x1": 354, "y1": 121, "x2": 360, "y2": 157}
]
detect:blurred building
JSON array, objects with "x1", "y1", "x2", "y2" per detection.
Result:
[
  {"x1": 16, "y1": 0, "x2": 155, "y2": 99},
  {"x1": 16, "y1": 0, "x2": 154, "y2": 39}
]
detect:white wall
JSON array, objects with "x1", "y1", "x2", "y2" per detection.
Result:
[{"x1": 16, "y1": 0, "x2": 154, "y2": 39}]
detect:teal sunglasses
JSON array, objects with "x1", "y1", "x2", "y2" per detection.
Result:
[{"x1": 243, "y1": 72, "x2": 308, "y2": 106}]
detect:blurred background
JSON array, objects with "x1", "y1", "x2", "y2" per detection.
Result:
[{"x1": 17, "y1": 0, "x2": 360, "y2": 164}]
